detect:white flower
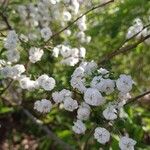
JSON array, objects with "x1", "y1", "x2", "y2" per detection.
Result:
[
  {"x1": 60, "y1": 45, "x2": 72, "y2": 58},
  {"x1": 6, "y1": 50, "x2": 20, "y2": 63},
  {"x1": 63, "y1": 29, "x2": 71, "y2": 36},
  {"x1": 4, "y1": 30, "x2": 18, "y2": 50},
  {"x1": 61, "y1": 57, "x2": 79, "y2": 66},
  {"x1": 103, "y1": 105, "x2": 117, "y2": 120},
  {"x1": 72, "y1": 120, "x2": 86, "y2": 134},
  {"x1": 72, "y1": 66, "x2": 85, "y2": 78},
  {"x1": 80, "y1": 61, "x2": 97, "y2": 75},
  {"x1": 41, "y1": 27, "x2": 52, "y2": 41},
  {"x1": 98, "y1": 68, "x2": 109, "y2": 75},
  {"x1": 11, "y1": 64, "x2": 25, "y2": 79},
  {"x1": 34, "y1": 99, "x2": 52, "y2": 113},
  {"x1": 70, "y1": 77, "x2": 86, "y2": 93},
  {"x1": 97, "y1": 78, "x2": 115, "y2": 95},
  {"x1": 126, "y1": 18, "x2": 143, "y2": 39},
  {"x1": 1, "y1": 66, "x2": 12, "y2": 78},
  {"x1": 63, "y1": 97, "x2": 78, "y2": 111},
  {"x1": 91, "y1": 76, "x2": 102, "y2": 88},
  {"x1": 29, "y1": 47, "x2": 44, "y2": 63},
  {"x1": 52, "y1": 47, "x2": 60, "y2": 57},
  {"x1": 63, "y1": 11, "x2": 72, "y2": 21},
  {"x1": 77, "y1": 102, "x2": 91, "y2": 120},
  {"x1": 37, "y1": 74, "x2": 55, "y2": 91},
  {"x1": 118, "y1": 92, "x2": 131, "y2": 101},
  {"x1": 119, "y1": 136, "x2": 136, "y2": 150},
  {"x1": 52, "y1": 89, "x2": 72, "y2": 103},
  {"x1": 19, "y1": 76, "x2": 38, "y2": 90},
  {"x1": 79, "y1": 47, "x2": 86, "y2": 58},
  {"x1": 94, "y1": 127, "x2": 110, "y2": 144},
  {"x1": 84, "y1": 88, "x2": 105, "y2": 106},
  {"x1": 50, "y1": 0, "x2": 57, "y2": 5},
  {"x1": 71, "y1": 0, "x2": 79, "y2": 14},
  {"x1": 116, "y1": 74, "x2": 133, "y2": 93}
]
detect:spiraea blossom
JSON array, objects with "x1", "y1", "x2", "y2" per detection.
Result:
[
  {"x1": 77, "y1": 102, "x2": 91, "y2": 120},
  {"x1": 91, "y1": 77, "x2": 115, "y2": 95},
  {"x1": 34, "y1": 99, "x2": 52, "y2": 113},
  {"x1": 29, "y1": 47, "x2": 44, "y2": 63},
  {"x1": 119, "y1": 136, "x2": 137, "y2": 150},
  {"x1": 103, "y1": 104, "x2": 118, "y2": 120},
  {"x1": 6, "y1": 50, "x2": 20, "y2": 63},
  {"x1": 126, "y1": 18, "x2": 143, "y2": 39},
  {"x1": 1, "y1": 64, "x2": 25, "y2": 79},
  {"x1": 37, "y1": 74, "x2": 55, "y2": 91},
  {"x1": 72, "y1": 120, "x2": 86, "y2": 134},
  {"x1": 40, "y1": 27, "x2": 52, "y2": 41},
  {"x1": 52, "y1": 45, "x2": 86, "y2": 66},
  {"x1": 63, "y1": 97, "x2": 78, "y2": 111},
  {"x1": 94, "y1": 127, "x2": 110, "y2": 144},
  {"x1": 19, "y1": 76, "x2": 39, "y2": 90},
  {"x1": 4, "y1": 30, "x2": 18, "y2": 50},
  {"x1": 52, "y1": 89, "x2": 72, "y2": 104},
  {"x1": 63, "y1": 11, "x2": 72, "y2": 22},
  {"x1": 116, "y1": 74, "x2": 133, "y2": 94},
  {"x1": 84, "y1": 88, "x2": 105, "y2": 106}
]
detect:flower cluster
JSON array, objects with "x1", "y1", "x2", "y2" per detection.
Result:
[
  {"x1": 32, "y1": 59, "x2": 136, "y2": 147},
  {"x1": 52, "y1": 89, "x2": 78, "y2": 111},
  {"x1": 52, "y1": 44, "x2": 86, "y2": 66},
  {"x1": 1, "y1": 64, "x2": 25, "y2": 79},
  {"x1": 29, "y1": 47, "x2": 44, "y2": 63},
  {"x1": 4, "y1": 30, "x2": 20, "y2": 63},
  {"x1": 126, "y1": 18, "x2": 150, "y2": 44},
  {"x1": 20, "y1": 74, "x2": 55, "y2": 91},
  {"x1": 34, "y1": 99, "x2": 52, "y2": 113}
]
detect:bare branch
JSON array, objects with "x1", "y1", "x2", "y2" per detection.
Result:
[
  {"x1": 82, "y1": 124, "x2": 97, "y2": 150},
  {"x1": 125, "y1": 90, "x2": 150, "y2": 106},
  {"x1": 22, "y1": 108, "x2": 74, "y2": 150},
  {"x1": 0, "y1": 12, "x2": 12, "y2": 30},
  {"x1": 0, "y1": 79, "x2": 13, "y2": 96}
]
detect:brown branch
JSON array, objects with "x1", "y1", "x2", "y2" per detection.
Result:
[
  {"x1": 22, "y1": 108, "x2": 74, "y2": 150},
  {"x1": 98, "y1": 34, "x2": 150, "y2": 65},
  {"x1": 82, "y1": 124, "x2": 97, "y2": 150},
  {"x1": 46, "y1": 0, "x2": 114, "y2": 42},
  {"x1": 0, "y1": 79, "x2": 13, "y2": 95},
  {"x1": 125, "y1": 90, "x2": 150, "y2": 106},
  {"x1": 0, "y1": 12, "x2": 12, "y2": 30}
]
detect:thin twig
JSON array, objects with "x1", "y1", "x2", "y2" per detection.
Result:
[
  {"x1": 0, "y1": 12, "x2": 12, "y2": 30},
  {"x1": 125, "y1": 90, "x2": 150, "y2": 106},
  {"x1": 0, "y1": 79, "x2": 13, "y2": 95},
  {"x1": 98, "y1": 34, "x2": 150, "y2": 65},
  {"x1": 83, "y1": 124, "x2": 97, "y2": 150},
  {"x1": 46, "y1": 0, "x2": 114, "y2": 42}
]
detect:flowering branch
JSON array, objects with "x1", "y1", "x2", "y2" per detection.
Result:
[{"x1": 47, "y1": 0, "x2": 114, "y2": 42}]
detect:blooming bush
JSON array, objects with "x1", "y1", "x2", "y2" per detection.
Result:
[{"x1": 0, "y1": 0, "x2": 150, "y2": 149}]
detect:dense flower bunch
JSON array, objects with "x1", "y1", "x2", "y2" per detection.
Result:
[
  {"x1": 0, "y1": 29, "x2": 136, "y2": 147},
  {"x1": 32, "y1": 60, "x2": 135, "y2": 148},
  {"x1": 52, "y1": 44, "x2": 86, "y2": 66}
]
